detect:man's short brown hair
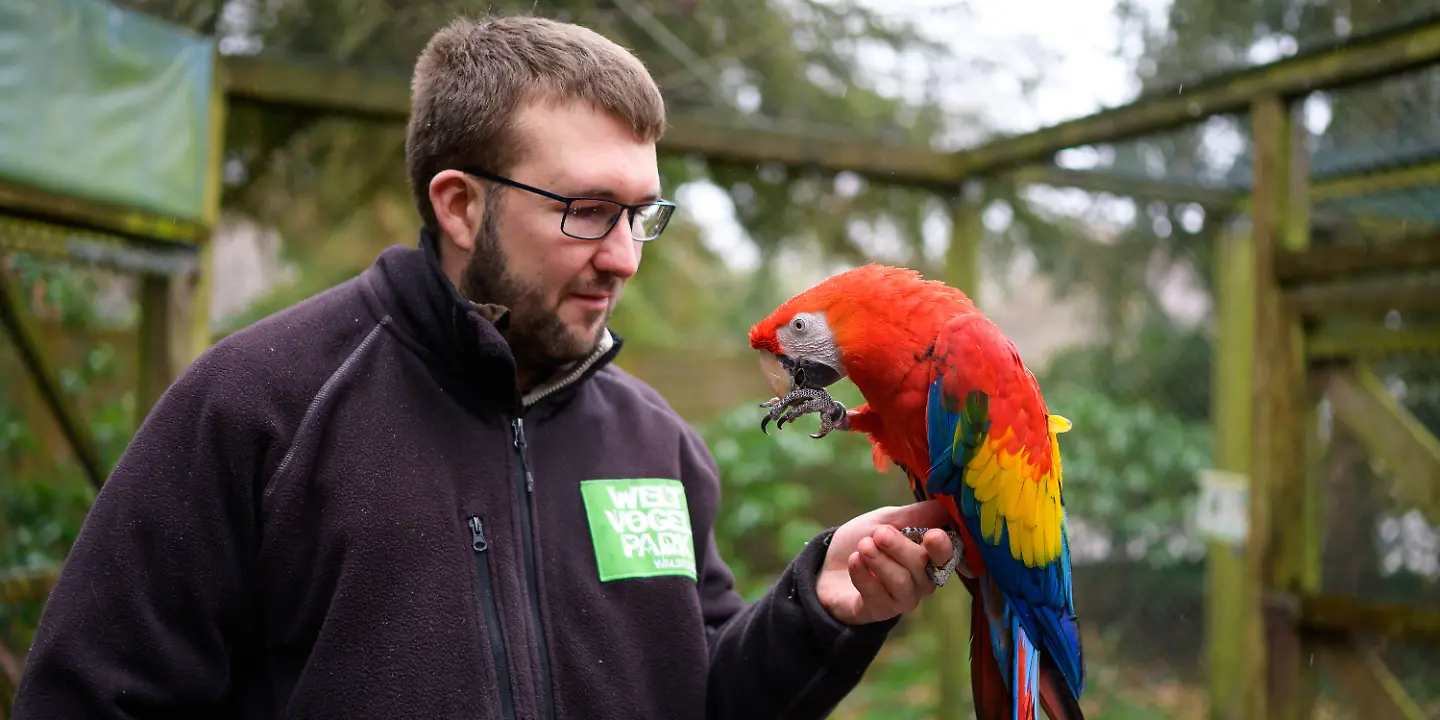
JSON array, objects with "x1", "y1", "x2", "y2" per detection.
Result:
[{"x1": 405, "y1": 15, "x2": 667, "y2": 231}]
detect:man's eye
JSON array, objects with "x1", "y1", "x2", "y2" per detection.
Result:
[{"x1": 568, "y1": 202, "x2": 610, "y2": 218}]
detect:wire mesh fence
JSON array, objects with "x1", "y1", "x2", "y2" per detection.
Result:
[{"x1": 0, "y1": 215, "x2": 140, "y2": 692}]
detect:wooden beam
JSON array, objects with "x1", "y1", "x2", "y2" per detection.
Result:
[
  {"x1": 220, "y1": 53, "x2": 960, "y2": 188},
  {"x1": 0, "y1": 260, "x2": 105, "y2": 489},
  {"x1": 0, "y1": 178, "x2": 206, "y2": 246},
  {"x1": 1307, "y1": 324, "x2": 1440, "y2": 359},
  {"x1": 0, "y1": 567, "x2": 59, "y2": 605},
  {"x1": 1276, "y1": 237, "x2": 1440, "y2": 283},
  {"x1": 950, "y1": 15, "x2": 1440, "y2": 176},
  {"x1": 1301, "y1": 594, "x2": 1440, "y2": 640},
  {"x1": 1005, "y1": 165, "x2": 1244, "y2": 207},
  {"x1": 0, "y1": 212, "x2": 198, "y2": 277},
  {"x1": 1322, "y1": 364, "x2": 1440, "y2": 523},
  {"x1": 1285, "y1": 273, "x2": 1440, "y2": 317},
  {"x1": 1311, "y1": 159, "x2": 1440, "y2": 203},
  {"x1": 1013, "y1": 157, "x2": 1440, "y2": 220},
  {"x1": 1311, "y1": 633, "x2": 1427, "y2": 720},
  {"x1": 661, "y1": 117, "x2": 958, "y2": 188},
  {"x1": 221, "y1": 53, "x2": 411, "y2": 121},
  {"x1": 224, "y1": 14, "x2": 1440, "y2": 187}
]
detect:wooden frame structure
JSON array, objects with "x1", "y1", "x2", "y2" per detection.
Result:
[
  {"x1": 3, "y1": 8, "x2": 1440, "y2": 718},
  {"x1": 0, "y1": 50, "x2": 226, "y2": 493}
]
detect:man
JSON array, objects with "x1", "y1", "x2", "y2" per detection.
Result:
[{"x1": 13, "y1": 14, "x2": 960, "y2": 720}]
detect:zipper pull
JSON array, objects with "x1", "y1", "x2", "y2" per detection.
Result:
[
  {"x1": 512, "y1": 418, "x2": 534, "y2": 493},
  {"x1": 468, "y1": 516, "x2": 489, "y2": 552}
]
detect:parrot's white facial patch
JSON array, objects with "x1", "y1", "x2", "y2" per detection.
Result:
[{"x1": 776, "y1": 311, "x2": 844, "y2": 378}]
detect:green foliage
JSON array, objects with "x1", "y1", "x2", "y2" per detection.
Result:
[
  {"x1": 1044, "y1": 384, "x2": 1210, "y2": 567},
  {"x1": 694, "y1": 381, "x2": 901, "y2": 599},
  {"x1": 1042, "y1": 317, "x2": 1212, "y2": 424},
  {"x1": 0, "y1": 255, "x2": 132, "y2": 652}
]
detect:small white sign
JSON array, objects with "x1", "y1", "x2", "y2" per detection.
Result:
[{"x1": 1194, "y1": 469, "x2": 1249, "y2": 547}]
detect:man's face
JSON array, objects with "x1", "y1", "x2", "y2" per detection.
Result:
[{"x1": 458, "y1": 100, "x2": 661, "y2": 373}]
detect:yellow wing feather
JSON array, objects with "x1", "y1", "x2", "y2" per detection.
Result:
[{"x1": 962, "y1": 413, "x2": 1072, "y2": 568}]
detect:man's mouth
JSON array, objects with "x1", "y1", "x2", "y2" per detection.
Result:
[{"x1": 567, "y1": 291, "x2": 614, "y2": 311}]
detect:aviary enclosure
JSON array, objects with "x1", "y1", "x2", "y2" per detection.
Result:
[{"x1": 2, "y1": 1, "x2": 1438, "y2": 717}]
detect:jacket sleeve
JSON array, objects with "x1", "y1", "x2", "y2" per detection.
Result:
[
  {"x1": 11, "y1": 348, "x2": 275, "y2": 719},
  {"x1": 700, "y1": 527, "x2": 899, "y2": 719},
  {"x1": 683, "y1": 435, "x2": 899, "y2": 719}
]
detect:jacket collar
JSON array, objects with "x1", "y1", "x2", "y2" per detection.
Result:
[{"x1": 370, "y1": 229, "x2": 624, "y2": 417}]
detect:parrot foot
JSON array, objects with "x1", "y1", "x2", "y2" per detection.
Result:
[
  {"x1": 900, "y1": 527, "x2": 972, "y2": 587},
  {"x1": 759, "y1": 388, "x2": 848, "y2": 438}
]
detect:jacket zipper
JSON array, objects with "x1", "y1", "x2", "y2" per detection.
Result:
[
  {"x1": 468, "y1": 516, "x2": 517, "y2": 720},
  {"x1": 511, "y1": 417, "x2": 555, "y2": 720}
]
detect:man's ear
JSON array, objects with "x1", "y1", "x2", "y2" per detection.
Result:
[{"x1": 429, "y1": 169, "x2": 485, "y2": 253}]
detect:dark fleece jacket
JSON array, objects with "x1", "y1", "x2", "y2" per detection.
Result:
[{"x1": 12, "y1": 231, "x2": 898, "y2": 720}]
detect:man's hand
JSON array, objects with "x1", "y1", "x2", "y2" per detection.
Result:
[{"x1": 817, "y1": 500, "x2": 961, "y2": 625}]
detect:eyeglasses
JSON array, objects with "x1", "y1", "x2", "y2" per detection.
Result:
[{"x1": 459, "y1": 168, "x2": 676, "y2": 242}]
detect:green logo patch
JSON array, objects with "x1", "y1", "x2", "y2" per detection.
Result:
[{"x1": 580, "y1": 478, "x2": 696, "y2": 582}]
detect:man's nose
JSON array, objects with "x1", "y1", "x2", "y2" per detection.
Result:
[{"x1": 591, "y1": 213, "x2": 642, "y2": 280}]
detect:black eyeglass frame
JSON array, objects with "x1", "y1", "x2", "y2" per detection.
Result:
[{"x1": 458, "y1": 167, "x2": 677, "y2": 242}]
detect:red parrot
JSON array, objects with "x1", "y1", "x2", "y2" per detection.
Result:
[{"x1": 748, "y1": 263, "x2": 1085, "y2": 720}]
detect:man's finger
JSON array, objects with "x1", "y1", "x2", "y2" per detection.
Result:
[
  {"x1": 881, "y1": 499, "x2": 953, "y2": 532},
  {"x1": 860, "y1": 532, "x2": 917, "y2": 603},
  {"x1": 923, "y1": 529, "x2": 955, "y2": 567},
  {"x1": 847, "y1": 551, "x2": 889, "y2": 616},
  {"x1": 873, "y1": 526, "x2": 935, "y2": 591}
]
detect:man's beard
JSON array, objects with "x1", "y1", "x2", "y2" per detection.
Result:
[{"x1": 459, "y1": 212, "x2": 618, "y2": 377}]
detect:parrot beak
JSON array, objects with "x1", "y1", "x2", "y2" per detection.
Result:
[
  {"x1": 757, "y1": 349, "x2": 843, "y2": 395},
  {"x1": 757, "y1": 350, "x2": 795, "y2": 398},
  {"x1": 791, "y1": 357, "x2": 843, "y2": 389}
]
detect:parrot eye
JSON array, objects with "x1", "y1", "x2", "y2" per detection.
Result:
[{"x1": 793, "y1": 318, "x2": 805, "y2": 331}]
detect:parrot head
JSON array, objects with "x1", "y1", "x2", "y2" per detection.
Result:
[
  {"x1": 748, "y1": 304, "x2": 847, "y2": 400},
  {"x1": 747, "y1": 263, "x2": 965, "y2": 399}
]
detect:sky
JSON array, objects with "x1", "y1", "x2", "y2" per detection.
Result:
[{"x1": 677, "y1": 0, "x2": 1179, "y2": 273}]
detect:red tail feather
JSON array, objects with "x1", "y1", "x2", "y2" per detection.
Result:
[
  {"x1": 1038, "y1": 658, "x2": 1086, "y2": 720},
  {"x1": 968, "y1": 588, "x2": 1008, "y2": 719},
  {"x1": 967, "y1": 581, "x2": 1085, "y2": 720},
  {"x1": 1015, "y1": 636, "x2": 1037, "y2": 720}
]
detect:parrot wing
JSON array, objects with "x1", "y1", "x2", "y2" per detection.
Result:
[{"x1": 923, "y1": 312, "x2": 1086, "y2": 711}]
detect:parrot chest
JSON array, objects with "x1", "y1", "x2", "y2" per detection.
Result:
[{"x1": 866, "y1": 390, "x2": 934, "y2": 495}]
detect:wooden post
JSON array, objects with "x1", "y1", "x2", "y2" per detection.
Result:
[
  {"x1": 137, "y1": 43, "x2": 228, "y2": 417},
  {"x1": 188, "y1": 47, "x2": 228, "y2": 364},
  {"x1": 1207, "y1": 214, "x2": 1255, "y2": 720},
  {"x1": 945, "y1": 179, "x2": 983, "y2": 295},
  {"x1": 1245, "y1": 93, "x2": 1317, "y2": 720},
  {"x1": 135, "y1": 274, "x2": 176, "y2": 414},
  {"x1": 926, "y1": 178, "x2": 984, "y2": 719}
]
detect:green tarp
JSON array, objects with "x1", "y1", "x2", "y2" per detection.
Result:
[{"x1": 0, "y1": 0, "x2": 215, "y2": 224}]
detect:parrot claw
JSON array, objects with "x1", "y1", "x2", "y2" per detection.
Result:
[
  {"x1": 900, "y1": 527, "x2": 972, "y2": 587},
  {"x1": 759, "y1": 387, "x2": 848, "y2": 438}
]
